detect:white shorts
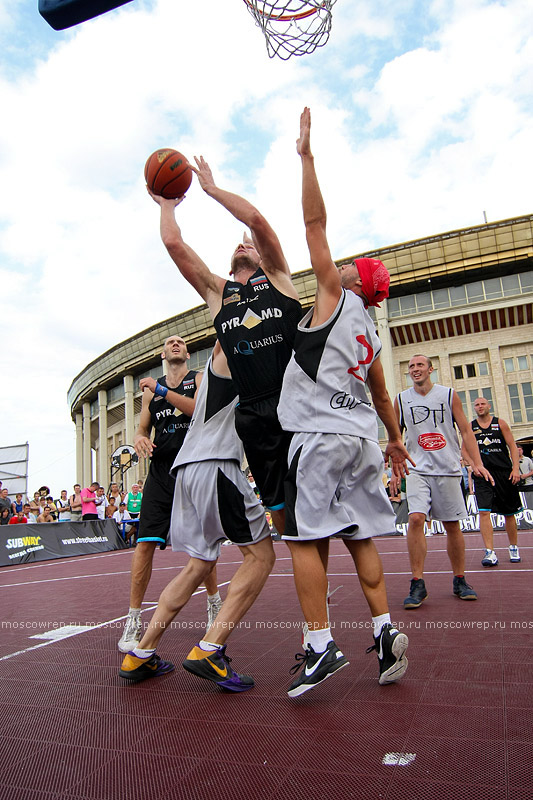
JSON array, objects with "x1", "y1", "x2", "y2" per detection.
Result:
[
  {"x1": 406, "y1": 472, "x2": 467, "y2": 521},
  {"x1": 170, "y1": 459, "x2": 270, "y2": 560},
  {"x1": 282, "y1": 432, "x2": 396, "y2": 541}
]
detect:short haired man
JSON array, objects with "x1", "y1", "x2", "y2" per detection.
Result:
[
  {"x1": 23, "y1": 503, "x2": 37, "y2": 524},
  {"x1": 0, "y1": 488, "x2": 11, "y2": 515},
  {"x1": 149, "y1": 156, "x2": 301, "y2": 536},
  {"x1": 37, "y1": 505, "x2": 55, "y2": 524},
  {"x1": 11, "y1": 493, "x2": 24, "y2": 514},
  {"x1": 80, "y1": 482, "x2": 100, "y2": 521},
  {"x1": 8, "y1": 509, "x2": 28, "y2": 524},
  {"x1": 394, "y1": 355, "x2": 493, "y2": 609},
  {"x1": 119, "y1": 342, "x2": 275, "y2": 690},
  {"x1": 276, "y1": 109, "x2": 414, "y2": 696},
  {"x1": 94, "y1": 486, "x2": 109, "y2": 521},
  {"x1": 69, "y1": 484, "x2": 83, "y2": 521},
  {"x1": 123, "y1": 484, "x2": 142, "y2": 518},
  {"x1": 471, "y1": 397, "x2": 522, "y2": 564},
  {"x1": 118, "y1": 335, "x2": 221, "y2": 653},
  {"x1": 518, "y1": 446, "x2": 533, "y2": 492},
  {"x1": 55, "y1": 490, "x2": 71, "y2": 522}
]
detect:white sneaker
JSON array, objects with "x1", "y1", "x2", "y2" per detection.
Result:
[
  {"x1": 118, "y1": 614, "x2": 143, "y2": 653},
  {"x1": 207, "y1": 597, "x2": 223, "y2": 629},
  {"x1": 481, "y1": 549, "x2": 499, "y2": 567},
  {"x1": 509, "y1": 545, "x2": 521, "y2": 563}
]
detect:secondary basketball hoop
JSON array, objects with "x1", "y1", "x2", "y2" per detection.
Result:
[{"x1": 243, "y1": 0, "x2": 337, "y2": 60}]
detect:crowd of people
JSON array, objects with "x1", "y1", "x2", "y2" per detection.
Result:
[{"x1": 0, "y1": 479, "x2": 145, "y2": 530}]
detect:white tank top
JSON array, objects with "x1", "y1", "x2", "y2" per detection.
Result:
[
  {"x1": 397, "y1": 384, "x2": 461, "y2": 476},
  {"x1": 278, "y1": 289, "x2": 381, "y2": 440}
]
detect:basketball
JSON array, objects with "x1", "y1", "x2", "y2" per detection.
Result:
[{"x1": 144, "y1": 149, "x2": 193, "y2": 199}]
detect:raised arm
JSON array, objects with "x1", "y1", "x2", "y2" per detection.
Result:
[
  {"x1": 193, "y1": 156, "x2": 296, "y2": 297},
  {"x1": 148, "y1": 190, "x2": 225, "y2": 318},
  {"x1": 297, "y1": 107, "x2": 342, "y2": 324}
]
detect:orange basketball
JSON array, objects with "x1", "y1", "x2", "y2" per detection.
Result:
[{"x1": 144, "y1": 148, "x2": 193, "y2": 199}]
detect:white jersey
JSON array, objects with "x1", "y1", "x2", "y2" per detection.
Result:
[
  {"x1": 397, "y1": 384, "x2": 461, "y2": 476},
  {"x1": 171, "y1": 355, "x2": 242, "y2": 472},
  {"x1": 278, "y1": 289, "x2": 381, "y2": 440}
]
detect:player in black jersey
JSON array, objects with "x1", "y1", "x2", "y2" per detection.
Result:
[
  {"x1": 148, "y1": 157, "x2": 301, "y2": 535},
  {"x1": 470, "y1": 397, "x2": 522, "y2": 566},
  {"x1": 117, "y1": 335, "x2": 220, "y2": 652}
]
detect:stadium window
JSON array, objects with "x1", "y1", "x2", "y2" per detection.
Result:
[
  {"x1": 502, "y1": 275, "x2": 520, "y2": 296},
  {"x1": 519, "y1": 271, "x2": 533, "y2": 292},
  {"x1": 388, "y1": 298, "x2": 400, "y2": 317},
  {"x1": 478, "y1": 361, "x2": 489, "y2": 376},
  {"x1": 449, "y1": 285, "x2": 466, "y2": 306},
  {"x1": 415, "y1": 292, "x2": 432, "y2": 312},
  {"x1": 482, "y1": 387, "x2": 493, "y2": 406},
  {"x1": 484, "y1": 277, "x2": 503, "y2": 299},
  {"x1": 433, "y1": 288, "x2": 450, "y2": 309},
  {"x1": 469, "y1": 389, "x2": 480, "y2": 408},
  {"x1": 454, "y1": 366, "x2": 464, "y2": 379},
  {"x1": 503, "y1": 358, "x2": 515, "y2": 373},
  {"x1": 400, "y1": 295, "x2": 416, "y2": 315},
  {"x1": 517, "y1": 355, "x2": 529, "y2": 371},
  {"x1": 522, "y1": 383, "x2": 533, "y2": 422},
  {"x1": 466, "y1": 282, "x2": 484, "y2": 303},
  {"x1": 457, "y1": 390, "x2": 466, "y2": 407},
  {"x1": 430, "y1": 369, "x2": 438, "y2": 384},
  {"x1": 466, "y1": 363, "x2": 476, "y2": 378},
  {"x1": 508, "y1": 384, "x2": 522, "y2": 423}
]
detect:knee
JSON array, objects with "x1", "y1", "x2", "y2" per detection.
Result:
[{"x1": 408, "y1": 513, "x2": 426, "y2": 531}]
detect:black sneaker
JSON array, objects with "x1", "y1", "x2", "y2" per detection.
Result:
[
  {"x1": 182, "y1": 644, "x2": 254, "y2": 692},
  {"x1": 119, "y1": 652, "x2": 175, "y2": 683},
  {"x1": 453, "y1": 576, "x2": 477, "y2": 600},
  {"x1": 287, "y1": 640, "x2": 349, "y2": 698},
  {"x1": 403, "y1": 578, "x2": 428, "y2": 609},
  {"x1": 366, "y1": 623, "x2": 409, "y2": 685}
]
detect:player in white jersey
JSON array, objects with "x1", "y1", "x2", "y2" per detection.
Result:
[
  {"x1": 119, "y1": 343, "x2": 275, "y2": 691},
  {"x1": 393, "y1": 355, "x2": 493, "y2": 609},
  {"x1": 278, "y1": 108, "x2": 414, "y2": 697}
]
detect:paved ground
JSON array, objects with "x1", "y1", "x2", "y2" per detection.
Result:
[{"x1": 1, "y1": 528, "x2": 532, "y2": 799}]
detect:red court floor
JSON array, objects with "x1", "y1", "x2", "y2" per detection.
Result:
[{"x1": 0, "y1": 528, "x2": 532, "y2": 799}]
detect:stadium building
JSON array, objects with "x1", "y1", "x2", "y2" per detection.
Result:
[{"x1": 68, "y1": 214, "x2": 533, "y2": 489}]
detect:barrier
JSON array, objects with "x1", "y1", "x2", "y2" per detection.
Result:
[{"x1": 0, "y1": 519, "x2": 127, "y2": 567}]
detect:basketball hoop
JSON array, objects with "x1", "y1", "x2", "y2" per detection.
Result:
[{"x1": 243, "y1": 0, "x2": 337, "y2": 61}]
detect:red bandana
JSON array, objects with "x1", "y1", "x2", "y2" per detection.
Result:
[{"x1": 353, "y1": 258, "x2": 390, "y2": 308}]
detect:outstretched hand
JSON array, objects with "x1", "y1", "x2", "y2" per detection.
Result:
[
  {"x1": 146, "y1": 186, "x2": 186, "y2": 208},
  {"x1": 296, "y1": 106, "x2": 312, "y2": 157},
  {"x1": 385, "y1": 440, "x2": 416, "y2": 480},
  {"x1": 191, "y1": 156, "x2": 216, "y2": 194}
]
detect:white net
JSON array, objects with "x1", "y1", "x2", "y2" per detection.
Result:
[{"x1": 243, "y1": 0, "x2": 337, "y2": 60}]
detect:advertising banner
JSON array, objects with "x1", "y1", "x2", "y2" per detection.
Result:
[{"x1": 0, "y1": 519, "x2": 127, "y2": 567}]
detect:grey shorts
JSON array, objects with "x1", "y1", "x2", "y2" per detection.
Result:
[
  {"x1": 406, "y1": 472, "x2": 467, "y2": 521},
  {"x1": 170, "y1": 459, "x2": 270, "y2": 560},
  {"x1": 283, "y1": 432, "x2": 396, "y2": 541}
]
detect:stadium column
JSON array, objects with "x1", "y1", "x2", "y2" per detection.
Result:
[
  {"x1": 98, "y1": 390, "x2": 108, "y2": 489},
  {"x1": 375, "y1": 300, "x2": 396, "y2": 396},
  {"x1": 75, "y1": 413, "x2": 83, "y2": 486},
  {"x1": 438, "y1": 351, "x2": 452, "y2": 386},
  {"x1": 488, "y1": 345, "x2": 511, "y2": 419},
  {"x1": 123, "y1": 374, "x2": 138, "y2": 484},
  {"x1": 82, "y1": 401, "x2": 92, "y2": 485}
]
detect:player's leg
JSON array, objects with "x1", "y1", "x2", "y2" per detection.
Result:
[
  {"x1": 204, "y1": 563, "x2": 222, "y2": 628},
  {"x1": 443, "y1": 520, "x2": 477, "y2": 600},
  {"x1": 505, "y1": 514, "x2": 520, "y2": 561},
  {"x1": 117, "y1": 540, "x2": 158, "y2": 652},
  {"x1": 479, "y1": 510, "x2": 498, "y2": 565}
]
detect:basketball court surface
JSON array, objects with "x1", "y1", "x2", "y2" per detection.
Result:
[{"x1": 1, "y1": 528, "x2": 532, "y2": 799}]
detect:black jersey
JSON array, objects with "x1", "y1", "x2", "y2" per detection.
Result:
[
  {"x1": 471, "y1": 416, "x2": 512, "y2": 471},
  {"x1": 214, "y1": 267, "x2": 302, "y2": 404},
  {"x1": 148, "y1": 371, "x2": 197, "y2": 461}
]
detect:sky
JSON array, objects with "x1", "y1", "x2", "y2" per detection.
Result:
[{"x1": 0, "y1": 0, "x2": 532, "y2": 497}]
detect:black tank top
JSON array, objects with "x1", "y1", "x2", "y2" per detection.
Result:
[
  {"x1": 214, "y1": 267, "x2": 302, "y2": 403},
  {"x1": 148, "y1": 371, "x2": 197, "y2": 461},
  {"x1": 471, "y1": 416, "x2": 512, "y2": 471}
]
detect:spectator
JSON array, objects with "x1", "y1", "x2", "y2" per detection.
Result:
[
  {"x1": 37, "y1": 505, "x2": 55, "y2": 523},
  {"x1": 80, "y1": 482, "x2": 100, "y2": 521},
  {"x1": 0, "y1": 508, "x2": 11, "y2": 525},
  {"x1": 0, "y1": 488, "x2": 12, "y2": 515},
  {"x1": 518, "y1": 446, "x2": 533, "y2": 492},
  {"x1": 23, "y1": 503, "x2": 37, "y2": 523},
  {"x1": 46, "y1": 496, "x2": 58, "y2": 520},
  {"x1": 30, "y1": 492, "x2": 41, "y2": 516},
  {"x1": 107, "y1": 482, "x2": 123, "y2": 507},
  {"x1": 113, "y1": 502, "x2": 135, "y2": 542},
  {"x1": 69, "y1": 484, "x2": 83, "y2": 521},
  {"x1": 94, "y1": 486, "x2": 109, "y2": 520},
  {"x1": 124, "y1": 483, "x2": 142, "y2": 518},
  {"x1": 136, "y1": 479, "x2": 144, "y2": 492},
  {"x1": 11, "y1": 493, "x2": 24, "y2": 514},
  {"x1": 9, "y1": 510, "x2": 28, "y2": 524},
  {"x1": 55, "y1": 490, "x2": 72, "y2": 522},
  {"x1": 106, "y1": 496, "x2": 118, "y2": 518}
]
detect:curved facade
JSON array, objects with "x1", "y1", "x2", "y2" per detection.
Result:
[{"x1": 68, "y1": 214, "x2": 533, "y2": 489}]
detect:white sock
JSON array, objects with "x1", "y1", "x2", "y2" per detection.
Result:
[
  {"x1": 128, "y1": 607, "x2": 141, "y2": 617},
  {"x1": 306, "y1": 627, "x2": 333, "y2": 653},
  {"x1": 207, "y1": 591, "x2": 221, "y2": 604},
  {"x1": 199, "y1": 639, "x2": 220, "y2": 652},
  {"x1": 131, "y1": 647, "x2": 155, "y2": 659},
  {"x1": 372, "y1": 613, "x2": 391, "y2": 639}
]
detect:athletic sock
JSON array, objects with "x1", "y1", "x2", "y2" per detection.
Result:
[
  {"x1": 207, "y1": 591, "x2": 221, "y2": 604},
  {"x1": 372, "y1": 613, "x2": 391, "y2": 639},
  {"x1": 128, "y1": 607, "x2": 141, "y2": 617},
  {"x1": 199, "y1": 639, "x2": 220, "y2": 652},
  {"x1": 131, "y1": 647, "x2": 155, "y2": 659},
  {"x1": 306, "y1": 627, "x2": 333, "y2": 653}
]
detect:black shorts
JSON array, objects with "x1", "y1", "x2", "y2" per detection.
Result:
[
  {"x1": 136, "y1": 458, "x2": 176, "y2": 549},
  {"x1": 473, "y1": 469, "x2": 522, "y2": 515},
  {"x1": 235, "y1": 395, "x2": 292, "y2": 510}
]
